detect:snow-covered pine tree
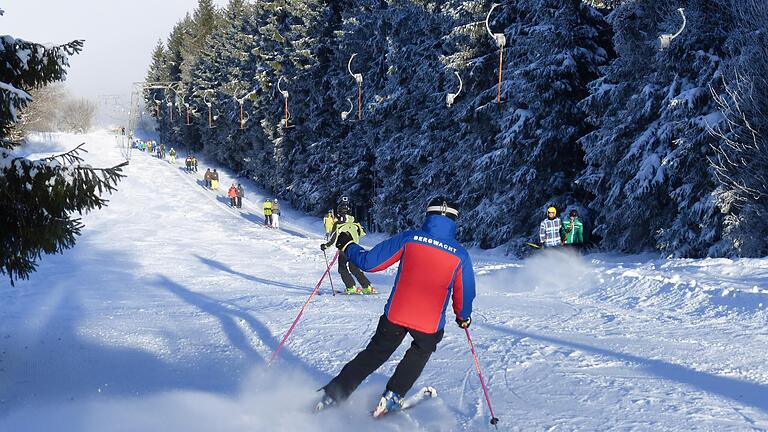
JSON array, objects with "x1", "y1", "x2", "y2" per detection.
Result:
[
  {"x1": 579, "y1": 0, "x2": 732, "y2": 256},
  {"x1": 710, "y1": 0, "x2": 768, "y2": 256},
  {"x1": 145, "y1": 0, "x2": 219, "y2": 149},
  {"x1": 290, "y1": 0, "x2": 392, "y2": 225},
  {"x1": 144, "y1": 40, "x2": 169, "y2": 136},
  {"x1": 164, "y1": 14, "x2": 195, "y2": 147},
  {"x1": 268, "y1": 0, "x2": 350, "y2": 214},
  {"x1": 0, "y1": 23, "x2": 125, "y2": 285},
  {"x1": 181, "y1": 0, "x2": 219, "y2": 83},
  {"x1": 461, "y1": 0, "x2": 611, "y2": 250},
  {"x1": 189, "y1": 0, "x2": 260, "y2": 170},
  {"x1": 369, "y1": 0, "x2": 469, "y2": 233},
  {"x1": 251, "y1": 0, "x2": 327, "y2": 198}
]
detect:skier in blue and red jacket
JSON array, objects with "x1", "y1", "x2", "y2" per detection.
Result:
[{"x1": 315, "y1": 197, "x2": 476, "y2": 417}]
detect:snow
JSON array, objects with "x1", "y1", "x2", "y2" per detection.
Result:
[{"x1": 1, "y1": 132, "x2": 767, "y2": 431}]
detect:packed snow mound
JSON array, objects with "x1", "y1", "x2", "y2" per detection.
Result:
[{"x1": 588, "y1": 255, "x2": 768, "y2": 319}]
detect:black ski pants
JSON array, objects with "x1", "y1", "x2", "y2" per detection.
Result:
[
  {"x1": 338, "y1": 253, "x2": 370, "y2": 289},
  {"x1": 323, "y1": 315, "x2": 444, "y2": 401}
]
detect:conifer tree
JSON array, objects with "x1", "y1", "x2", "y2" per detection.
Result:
[
  {"x1": 579, "y1": 0, "x2": 731, "y2": 256},
  {"x1": 710, "y1": 0, "x2": 768, "y2": 256},
  {"x1": 0, "y1": 17, "x2": 126, "y2": 285}
]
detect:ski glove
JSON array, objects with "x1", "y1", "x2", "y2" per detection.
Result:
[
  {"x1": 336, "y1": 231, "x2": 355, "y2": 252},
  {"x1": 320, "y1": 243, "x2": 329, "y2": 251},
  {"x1": 455, "y1": 316, "x2": 471, "y2": 329}
]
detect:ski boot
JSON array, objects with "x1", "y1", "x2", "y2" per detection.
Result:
[
  {"x1": 344, "y1": 286, "x2": 361, "y2": 295},
  {"x1": 314, "y1": 393, "x2": 337, "y2": 412},
  {"x1": 372, "y1": 390, "x2": 404, "y2": 418},
  {"x1": 360, "y1": 285, "x2": 376, "y2": 295}
]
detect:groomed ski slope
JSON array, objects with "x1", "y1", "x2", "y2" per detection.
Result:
[{"x1": 1, "y1": 131, "x2": 767, "y2": 432}]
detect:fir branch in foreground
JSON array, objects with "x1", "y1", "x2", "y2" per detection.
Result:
[{"x1": 0, "y1": 144, "x2": 127, "y2": 286}]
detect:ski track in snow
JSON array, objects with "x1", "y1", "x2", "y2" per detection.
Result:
[{"x1": 1, "y1": 132, "x2": 767, "y2": 431}]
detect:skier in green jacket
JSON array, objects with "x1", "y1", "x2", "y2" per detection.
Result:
[
  {"x1": 321, "y1": 202, "x2": 375, "y2": 294},
  {"x1": 561, "y1": 209, "x2": 584, "y2": 249}
]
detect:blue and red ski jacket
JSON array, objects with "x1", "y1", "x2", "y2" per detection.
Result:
[{"x1": 345, "y1": 214, "x2": 476, "y2": 334}]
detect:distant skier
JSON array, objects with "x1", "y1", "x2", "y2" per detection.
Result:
[
  {"x1": 320, "y1": 202, "x2": 374, "y2": 295},
  {"x1": 159, "y1": 143, "x2": 166, "y2": 159},
  {"x1": 315, "y1": 198, "x2": 475, "y2": 417},
  {"x1": 323, "y1": 210, "x2": 335, "y2": 240},
  {"x1": 211, "y1": 169, "x2": 219, "y2": 191},
  {"x1": 236, "y1": 183, "x2": 244, "y2": 209},
  {"x1": 539, "y1": 206, "x2": 562, "y2": 248},
  {"x1": 185, "y1": 155, "x2": 193, "y2": 172},
  {"x1": 561, "y1": 209, "x2": 584, "y2": 250},
  {"x1": 169, "y1": 147, "x2": 176, "y2": 164},
  {"x1": 272, "y1": 198, "x2": 281, "y2": 229},
  {"x1": 192, "y1": 156, "x2": 198, "y2": 172},
  {"x1": 263, "y1": 198, "x2": 273, "y2": 227},
  {"x1": 228, "y1": 184, "x2": 238, "y2": 208},
  {"x1": 204, "y1": 168, "x2": 212, "y2": 189}
]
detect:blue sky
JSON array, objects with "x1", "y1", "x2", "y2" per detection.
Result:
[{"x1": 2, "y1": 0, "x2": 229, "y2": 100}]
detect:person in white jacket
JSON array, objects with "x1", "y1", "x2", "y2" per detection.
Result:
[{"x1": 272, "y1": 198, "x2": 281, "y2": 229}]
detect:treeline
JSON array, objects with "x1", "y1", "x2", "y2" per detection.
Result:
[
  {"x1": 10, "y1": 84, "x2": 97, "y2": 140},
  {"x1": 145, "y1": 0, "x2": 768, "y2": 257}
]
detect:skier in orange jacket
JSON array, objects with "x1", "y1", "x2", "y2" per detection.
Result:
[{"x1": 227, "y1": 184, "x2": 238, "y2": 208}]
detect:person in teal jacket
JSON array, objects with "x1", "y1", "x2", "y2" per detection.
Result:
[{"x1": 561, "y1": 209, "x2": 584, "y2": 248}]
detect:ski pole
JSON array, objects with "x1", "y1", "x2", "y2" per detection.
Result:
[
  {"x1": 269, "y1": 250, "x2": 340, "y2": 366},
  {"x1": 464, "y1": 328, "x2": 500, "y2": 429},
  {"x1": 322, "y1": 249, "x2": 337, "y2": 296}
]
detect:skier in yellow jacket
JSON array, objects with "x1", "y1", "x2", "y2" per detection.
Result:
[
  {"x1": 263, "y1": 199, "x2": 273, "y2": 227},
  {"x1": 323, "y1": 210, "x2": 335, "y2": 240},
  {"x1": 321, "y1": 202, "x2": 375, "y2": 294}
]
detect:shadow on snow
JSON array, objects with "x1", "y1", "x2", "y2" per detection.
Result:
[{"x1": 484, "y1": 323, "x2": 768, "y2": 413}]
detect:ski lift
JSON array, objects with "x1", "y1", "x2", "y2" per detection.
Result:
[
  {"x1": 177, "y1": 93, "x2": 192, "y2": 125},
  {"x1": 234, "y1": 88, "x2": 257, "y2": 129},
  {"x1": 658, "y1": 8, "x2": 686, "y2": 50},
  {"x1": 277, "y1": 76, "x2": 291, "y2": 128},
  {"x1": 165, "y1": 92, "x2": 175, "y2": 122},
  {"x1": 203, "y1": 90, "x2": 218, "y2": 128},
  {"x1": 486, "y1": 3, "x2": 506, "y2": 105},
  {"x1": 341, "y1": 98, "x2": 354, "y2": 121},
  {"x1": 446, "y1": 71, "x2": 463, "y2": 107},
  {"x1": 240, "y1": 107, "x2": 250, "y2": 129},
  {"x1": 184, "y1": 102, "x2": 194, "y2": 125},
  {"x1": 235, "y1": 97, "x2": 250, "y2": 130},
  {"x1": 153, "y1": 94, "x2": 162, "y2": 118},
  {"x1": 237, "y1": 99, "x2": 247, "y2": 129},
  {"x1": 348, "y1": 53, "x2": 363, "y2": 120}
]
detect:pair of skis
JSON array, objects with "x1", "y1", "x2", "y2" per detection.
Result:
[
  {"x1": 374, "y1": 386, "x2": 438, "y2": 417},
  {"x1": 314, "y1": 386, "x2": 438, "y2": 417}
]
